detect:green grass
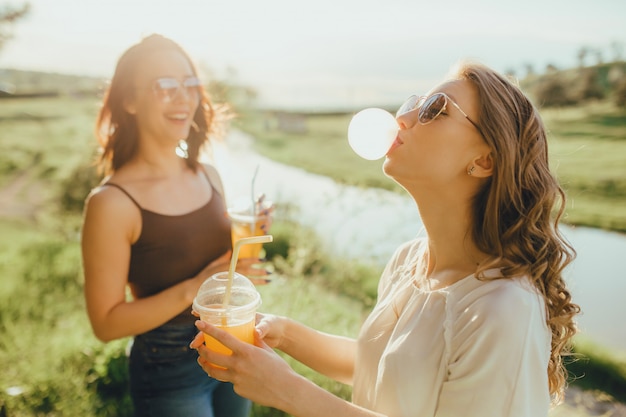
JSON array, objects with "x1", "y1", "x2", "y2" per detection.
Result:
[
  {"x1": 235, "y1": 113, "x2": 400, "y2": 192},
  {"x1": 542, "y1": 103, "x2": 626, "y2": 231},
  {"x1": 0, "y1": 219, "x2": 113, "y2": 416},
  {"x1": 568, "y1": 337, "x2": 626, "y2": 403},
  {"x1": 1, "y1": 89, "x2": 626, "y2": 415},
  {"x1": 0, "y1": 95, "x2": 370, "y2": 415},
  {"x1": 0, "y1": 215, "x2": 366, "y2": 416},
  {"x1": 0, "y1": 96, "x2": 99, "y2": 177}
]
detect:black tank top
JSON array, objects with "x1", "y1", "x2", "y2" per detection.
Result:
[{"x1": 105, "y1": 171, "x2": 232, "y2": 325}]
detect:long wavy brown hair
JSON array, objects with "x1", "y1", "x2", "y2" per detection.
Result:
[
  {"x1": 454, "y1": 61, "x2": 580, "y2": 404},
  {"x1": 94, "y1": 34, "x2": 228, "y2": 176}
]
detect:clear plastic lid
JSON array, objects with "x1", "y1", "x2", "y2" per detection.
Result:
[
  {"x1": 193, "y1": 271, "x2": 261, "y2": 316},
  {"x1": 228, "y1": 195, "x2": 273, "y2": 221}
]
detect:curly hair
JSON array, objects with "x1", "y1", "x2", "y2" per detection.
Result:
[
  {"x1": 452, "y1": 61, "x2": 580, "y2": 404},
  {"x1": 94, "y1": 34, "x2": 229, "y2": 175}
]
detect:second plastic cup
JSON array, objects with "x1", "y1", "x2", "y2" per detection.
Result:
[
  {"x1": 228, "y1": 205, "x2": 271, "y2": 259},
  {"x1": 192, "y1": 271, "x2": 261, "y2": 357}
]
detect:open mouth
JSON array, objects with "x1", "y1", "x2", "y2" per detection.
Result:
[{"x1": 166, "y1": 112, "x2": 189, "y2": 122}]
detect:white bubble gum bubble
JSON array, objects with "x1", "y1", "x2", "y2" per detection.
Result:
[{"x1": 348, "y1": 108, "x2": 398, "y2": 160}]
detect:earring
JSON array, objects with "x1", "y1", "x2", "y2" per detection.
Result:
[
  {"x1": 176, "y1": 140, "x2": 189, "y2": 158},
  {"x1": 467, "y1": 166, "x2": 476, "y2": 176}
]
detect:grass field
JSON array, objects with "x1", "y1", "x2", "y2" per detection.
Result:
[
  {"x1": 1, "y1": 90, "x2": 625, "y2": 415},
  {"x1": 542, "y1": 103, "x2": 626, "y2": 231}
]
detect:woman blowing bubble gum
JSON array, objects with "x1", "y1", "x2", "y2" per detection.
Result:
[{"x1": 190, "y1": 61, "x2": 580, "y2": 417}]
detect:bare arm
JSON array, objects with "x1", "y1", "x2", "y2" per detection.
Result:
[
  {"x1": 256, "y1": 314, "x2": 357, "y2": 384},
  {"x1": 191, "y1": 321, "x2": 385, "y2": 417}
]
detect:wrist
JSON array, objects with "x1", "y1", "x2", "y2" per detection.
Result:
[{"x1": 278, "y1": 317, "x2": 297, "y2": 352}]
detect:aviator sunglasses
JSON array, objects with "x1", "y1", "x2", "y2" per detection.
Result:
[
  {"x1": 396, "y1": 92, "x2": 482, "y2": 135},
  {"x1": 151, "y1": 76, "x2": 202, "y2": 103}
]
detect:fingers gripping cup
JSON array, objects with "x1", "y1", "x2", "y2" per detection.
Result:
[{"x1": 193, "y1": 271, "x2": 261, "y2": 357}]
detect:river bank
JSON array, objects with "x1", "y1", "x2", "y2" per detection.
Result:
[
  {"x1": 0, "y1": 125, "x2": 623, "y2": 415},
  {"x1": 215, "y1": 131, "x2": 626, "y2": 417},
  {"x1": 213, "y1": 129, "x2": 626, "y2": 352},
  {"x1": 208, "y1": 129, "x2": 626, "y2": 415}
]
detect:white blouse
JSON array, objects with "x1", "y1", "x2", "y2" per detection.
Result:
[{"x1": 353, "y1": 239, "x2": 551, "y2": 417}]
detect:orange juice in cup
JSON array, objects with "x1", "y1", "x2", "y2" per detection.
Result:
[
  {"x1": 228, "y1": 197, "x2": 272, "y2": 259},
  {"x1": 202, "y1": 313, "x2": 256, "y2": 355},
  {"x1": 193, "y1": 271, "x2": 261, "y2": 360}
]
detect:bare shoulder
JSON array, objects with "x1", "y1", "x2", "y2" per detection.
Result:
[
  {"x1": 201, "y1": 163, "x2": 226, "y2": 197},
  {"x1": 85, "y1": 184, "x2": 135, "y2": 213},
  {"x1": 83, "y1": 184, "x2": 141, "y2": 239}
]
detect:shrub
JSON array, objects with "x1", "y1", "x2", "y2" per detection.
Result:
[
  {"x1": 86, "y1": 340, "x2": 133, "y2": 417},
  {"x1": 59, "y1": 158, "x2": 100, "y2": 214},
  {"x1": 576, "y1": 68, "x2": 606, "y2": 102},
  {"x1": 567, "y1": 339, "x2": 626, "y2": 403},
  {"x1": 615, "y1": 77, "x2": 626, "y2": 108},
  {"x1": 534, "y1": 76, "x2": 576, "y2": 107}
]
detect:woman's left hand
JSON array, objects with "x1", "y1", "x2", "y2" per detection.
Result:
[
  {"x1": 190, "y1": 320, "x2": 297, "y2": 409},
  {"x1": 234, "y1": 256, "x2": 273, "y2": 286}
]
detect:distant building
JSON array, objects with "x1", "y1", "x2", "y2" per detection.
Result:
[{"x1": 274, "y1": 111, "x2": 307, "y2": 134}]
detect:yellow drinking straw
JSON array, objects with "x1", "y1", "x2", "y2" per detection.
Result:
[{"x1": 223, "y1": 235, "x2": 273, "y2": 307}]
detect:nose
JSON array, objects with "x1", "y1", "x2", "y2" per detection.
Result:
[
  {"x1": 396, "y1": 110, "x2": 416, "y2": 130},
  {"x1": 171, "y1": 85, "x2": 192, "y2": 102}
]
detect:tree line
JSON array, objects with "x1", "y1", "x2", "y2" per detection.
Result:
[{"x1": 526, "y1": 61, "x2": 626, "y2": 108}]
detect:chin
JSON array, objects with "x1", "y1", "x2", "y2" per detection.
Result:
[
  {"x1": 382, "y1": 157, "x2": 393, "y2": 175},
  {"x1": 382, "y1": 158, "x2": 398, "y2": 182},
  {"x1": 383, "y1": 158, "x2": 413, "y2": 190}
]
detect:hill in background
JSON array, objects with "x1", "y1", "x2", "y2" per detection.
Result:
[
  {"x1": 520, "y1": 61, "x2": 626, "y2": 108},
  {"x1": 2, "y1": 61, "x2": 626, "y2": 110},
  {"x1": 0, "y1": 68, "x2": 106, "y2": 96}
]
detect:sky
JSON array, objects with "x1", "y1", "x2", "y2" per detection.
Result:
[{"x1": 1, "y1": 0, "x2": 625, "y2": 109}]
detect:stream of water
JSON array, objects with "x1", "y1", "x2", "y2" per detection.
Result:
[{"x1": 212, "y1": 130, "x2": 626, "y2": 353}]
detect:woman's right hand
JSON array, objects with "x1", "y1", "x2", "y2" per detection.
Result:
[
  {"x1": 256, "y1": 195, "x2": 274, "y2": 234},
  {"x1": 255, "y1": 313, "x2": 287, "y2": 349}
]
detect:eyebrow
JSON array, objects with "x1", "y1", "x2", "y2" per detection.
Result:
[{"x1": 442, "y1": 91, "x2": 460, "y2": 103}]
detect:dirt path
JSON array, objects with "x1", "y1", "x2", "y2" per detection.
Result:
[{"x1": 0, "y1": 169, "x2": 44, "y2": 222}]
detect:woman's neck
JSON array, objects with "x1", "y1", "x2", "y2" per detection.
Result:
[
  {"x1": 409, "y1": 186, "x2": 485, "y2": 280},
  {"x1": 132, "y1": 142, "x2": 188, "y2": 178}
]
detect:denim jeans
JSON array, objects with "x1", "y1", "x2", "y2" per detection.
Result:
[{"x1": 129, "y1": 323, "x2": 251, "y2": 417}]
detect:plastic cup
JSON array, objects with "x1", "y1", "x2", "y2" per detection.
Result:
[
  {"x1": 192, "y1": 271, "x2": 261, "y2": 358},
  {"x1": 228, "y1": 202, "x2": 272, "y2": 259}
]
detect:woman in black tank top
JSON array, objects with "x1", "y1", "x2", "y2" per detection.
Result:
[{"x1": 81, "y1": 34, "x2": 271, "y2": 417}]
